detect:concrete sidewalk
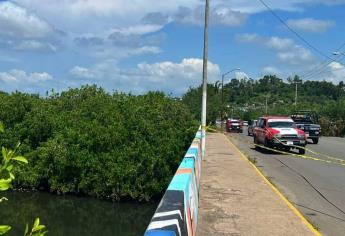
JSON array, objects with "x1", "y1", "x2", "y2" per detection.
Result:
[{"x1": 197, "y1": 132, "x2": 319, "y2": 236}]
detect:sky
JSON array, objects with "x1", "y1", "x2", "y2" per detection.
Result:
[{"x1": 0, "y1": 0, "x2": 345, "y2": 95}]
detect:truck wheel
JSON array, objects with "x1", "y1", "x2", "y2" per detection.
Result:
[
  {"x1": 312, "y1": 138, "x2": 319, "y2": 144},
  {"x1": 264, "y1": 139, "x2": 272, "y2": 153},
  {"x1": 254, "y1": 136, "x2": 260, "y2": 150},
  {"x1": 299, "y1": 148, "x2": 306, "y2": 155},
  {"x1": 255, "y1": 145, "x2": 260, "y2": 150}
]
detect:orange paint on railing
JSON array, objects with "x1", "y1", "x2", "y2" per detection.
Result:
[{"x1": 176, "y1": 168, "x2": 192, "y2": 175}]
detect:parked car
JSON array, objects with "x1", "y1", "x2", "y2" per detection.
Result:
[
  {"x1": 242, "y1": 121, "x2": 248, "y2": 126},
  {"x1": 215, "y1": 119, "x2": 222, "y2": 128},
  {"x1": 247, "y1": 119, "x2": 258, "y2": 136},
  {"x1": 226, "y1": 119, "x2": 243, "y2": 133},
  {"x1": 291, "y1": 110, "x2": 321, "y2": 144},
  {"x1": 254, "y1": 116, "x2": 307, "y2": 154}
]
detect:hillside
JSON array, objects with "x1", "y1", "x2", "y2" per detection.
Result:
[{"x1": 182, "y1": 75, "x2": 345, "y2": 136}]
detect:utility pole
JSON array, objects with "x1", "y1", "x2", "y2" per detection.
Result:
[
  {"x1": 201, "y1": 0, "x2": 209, "y2": 158},
  {"x1": 221, "y1": 74, "x2": 224, "y2": 130},
  {"x1": 293, "y1": 81, "x2": 302, "y2": 108},
  {"x1": 265, "y1": 95, "x2": 268, "y2": 115},
  {"x1": 295, "y1": 82, "x2": 297, "y2": 106}
]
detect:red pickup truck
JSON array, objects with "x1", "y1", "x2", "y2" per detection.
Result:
[
  {"x1": 253, "y1": 116, "x2": 307, "y2": 154},
  {"x1": 226, "y1": 119, "x2": 243, "y2": 133}
]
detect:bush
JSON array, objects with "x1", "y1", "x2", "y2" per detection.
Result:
[{"x1": 0, "y1": 86, "x2": 198, "y2": 201}]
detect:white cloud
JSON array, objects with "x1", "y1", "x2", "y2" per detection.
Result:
[
  {"x1": 277, "y1": 46, "x2": 312, "y2": 64},
  {"x1": 217, "y1": 0, "x2": 345, "y2": 14},
  {"x1": 0, "y1": 2, "x2": 62, "y2": 53},
  {"x1": 236, "y1": 33, "x2": 313, "y2": 64},
  {"x1": 69, "y1": 58, "x2": 220, "y2": 94},
  {"x1": 173, "y1": 5, "x2": 247, "y2": 27},
  {"x1": 13, "y1": 0, "x2": 200, "y2": 30},
  {"x1": 326, "y1": 62, "x2": 345, "y2": 83},
  {"x1": 137, "y1": 58, "x2": 219, "y2": 81},
  {"x1": 14, "y1": 0, "x2": 248, "y2": 30},
  {"x1": 130, "y1": 46, "x2": 162, "y2": 55},
  {"x1": 14, "y1": 40, "x2": 57, "y2": 52},
  {"x1": 329, "y1": 61, "x2": 344, "y2": 70},
  {"x1": 211, "y1": 7, "x2": 247, "y2": 26},
  {"x1": 16, "y1": 0, "x2": 199, "y2": 18},
  {"x1": 15, "y1": 0, "x2": 345, "y2": 20},
  {"x1": 0, "y1": 55, "x2": 19, "y2": 63},
  {"x1": 266, "y1": 37, "x2": 295, "y2": 51},
  {"x1": 73, "y1": 24, "x2": 164, "y2": 59},
  {"x1": 262, "y1": 66, "x2": 280, "y2": 75},
  {"x1": 0, "y1": 2, "x2": 55, "y2": 39},
  {"x1": 235, "y1": 33, "x2": 260, "y2": 43},
  {"x1": 109, "y1": 24, "x2": 164, "y2": 36},
  {"x1": 286, "y1": 18, "x2": 334, "y2": 33},
  {"x1": 0, "y1": 69, "x2": 53, "y2": 84},
  {"x1": 237, "y1": 34, "x2": 296, "y2": 51},
  {"x1": 88, "y1": 45, "x2": 162, "y2": 59},
  {"x1": 234, "y1": 71, "x2": 250, "y2": 80},
  {"x1": 70, "y1": 66, "x2": 97, "y2": 79}
]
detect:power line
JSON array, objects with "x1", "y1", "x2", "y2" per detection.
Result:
[
  {"x1": 258, "y1": 0, "x2": 345, "y2": 81},
  {"x1": 300, "y1": 54, "x2": 345, "y2": 80},
  {"x1": 274, "y1": 157, "x2": 345, "y2": 216},
  {"x1": 299, "y1": 43, "x2": 345, "y2": 80},
  {"x1": 258, "y1": 0, "x2": 334, "y2": 61},
  {"x1": 302, "y1": 64, "x2": 345, "y2": 80},
  {"x1": 299, "y1": 55, "x2": 344, "y2": 80}
]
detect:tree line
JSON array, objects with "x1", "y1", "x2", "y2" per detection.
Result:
[
  {"x1": 182, "y1": 75, "x2": 345, "y2": 137},
  {"x1": 0, "y1": 85, "x2": 198, "y2": 201}
]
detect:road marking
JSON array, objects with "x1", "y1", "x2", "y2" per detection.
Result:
[{"x1": 223, "y1": 134, "x2": 322, "y2": 236}]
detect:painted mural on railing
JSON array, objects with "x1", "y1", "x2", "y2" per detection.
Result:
[{"x1": 145, "y1": 129, "x2": 203, "y2": 236}]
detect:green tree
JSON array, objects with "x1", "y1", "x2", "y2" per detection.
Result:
[{"x1": 0, "y1": 86, "x2": 198, "y2": 201}]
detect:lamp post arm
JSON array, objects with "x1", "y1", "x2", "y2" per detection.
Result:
[{"x1": 220, "y1": 68, "x2": 240, "y2": 130}]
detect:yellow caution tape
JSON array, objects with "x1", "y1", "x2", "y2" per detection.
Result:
[
  {"x1": 200, "y1": 125, "x2": 220, "y2": 132},
  {"x1": 227, "y1": 133, "x2": 345, "y2": 167},
  {"x1": 270, "y1": 133, "x2": 345, "y2": 164},
  {"x1": 206, "y1": 126, "x2": 218, "y2": 132},
  {"x1": 254, "y1": 143, "x2": 342, "y2": 166},
  {"x1": 204, "y1": 126, "x2": 344, "y2": 166}
]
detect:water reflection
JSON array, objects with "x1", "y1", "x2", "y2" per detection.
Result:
[{"x1": 0, "y1": 191, "x2": 156, "y2": 236}]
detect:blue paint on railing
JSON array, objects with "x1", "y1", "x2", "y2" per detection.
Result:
[{"x1": 144, "y1": 128, "x2": 202, "y2": 236}]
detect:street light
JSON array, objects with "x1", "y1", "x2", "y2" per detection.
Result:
[
  {"x1": 333, "y1": 51, "x2": 345, "y2": 56},
  {"x1": 221, "y1": 68, "x2": 241, "y2": 130}
]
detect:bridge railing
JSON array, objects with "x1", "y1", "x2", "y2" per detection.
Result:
[{"x1": 144, "y1": 128, "x2": 203, "y2": 236}]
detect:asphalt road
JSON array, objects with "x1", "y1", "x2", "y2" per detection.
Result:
[{"x1": 226, "y1": 127, "x2": 345, "y2": 236}]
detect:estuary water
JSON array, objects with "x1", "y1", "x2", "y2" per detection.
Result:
[{"x1": 0, "y1": 191, "x2": 156, "y2": 236}]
